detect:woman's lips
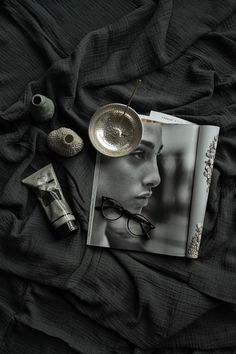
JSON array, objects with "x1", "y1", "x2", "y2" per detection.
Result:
[
  {"x1": 135, "y1": 192, "x2": 152, "y2": 207},
  {"x1": 136, "y1": 192, "x2": 152, "y2": 199}
]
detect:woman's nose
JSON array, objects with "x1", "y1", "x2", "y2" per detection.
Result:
[{"x1": 142, "y1": 159, "x2": 161, "y2": 188}]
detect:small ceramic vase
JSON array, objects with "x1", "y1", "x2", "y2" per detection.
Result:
[
  {"x1": 47, "y1": 127, "x2": 84, "y2": 157},
  {"x1": 30, "y1": 94, "x2": 55, "y2": 122}
]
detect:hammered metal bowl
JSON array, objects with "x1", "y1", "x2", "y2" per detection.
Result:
[{"x1": 88, "y1": 103, "x2": 143, "y2": 157}]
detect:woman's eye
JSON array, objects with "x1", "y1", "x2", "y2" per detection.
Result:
[{"x1": 131, "y1": 150, "x2": 146, "y2": 160}]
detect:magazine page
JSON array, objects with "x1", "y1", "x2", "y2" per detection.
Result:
[
  {"x1": 149, "y1": 111, "x2": 193, "y2": 124},
  {"x1": 186, "y1": 125, "x2": 220, "y2": 258},
  {"x1": 87, "y1": 119, "x2": 199, "y2": 256}
]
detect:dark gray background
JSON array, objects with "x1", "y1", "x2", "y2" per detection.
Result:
[{"x1": 0, "y1": 0, "x2": 236, "y2": 352}]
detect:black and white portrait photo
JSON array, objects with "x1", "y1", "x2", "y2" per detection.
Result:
[{"x1": 87, "y1": 118, "x2": 199, "y2": 256}]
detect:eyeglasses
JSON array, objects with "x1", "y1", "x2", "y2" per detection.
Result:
[{"x1": 95, "y1": 196, "x2": 155, "y2": 239}]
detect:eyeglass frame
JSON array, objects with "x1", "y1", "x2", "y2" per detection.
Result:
[{"x1": 95, "y1": 196, "x2": 155, "y2": 239}]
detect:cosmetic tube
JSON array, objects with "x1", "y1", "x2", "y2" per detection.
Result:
[{"x1": 22, "y1": 164, "x2": 80, "y2": 237}]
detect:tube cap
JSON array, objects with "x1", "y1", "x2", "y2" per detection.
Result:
[{"x1": 56, "y1": 219, "x2": 80, "y2": 238}]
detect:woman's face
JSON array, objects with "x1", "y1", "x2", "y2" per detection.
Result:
[{"x1": 97, "y1": 122, "x2": 163, "y2": 214}]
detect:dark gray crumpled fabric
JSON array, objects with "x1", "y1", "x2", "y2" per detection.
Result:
[{"x1": 0, "y1": 0, "x2": 236, "y2": 352}]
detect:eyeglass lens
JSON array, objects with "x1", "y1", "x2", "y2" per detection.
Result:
[
  {"x1": 128, "y1": 218, "x2": 151, "y2": 236},
  {"x1": 102, "y1": 198, "x2": 122, "y2": 220}
]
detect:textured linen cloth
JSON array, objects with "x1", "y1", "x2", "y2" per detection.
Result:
[{"x1": 0, "y1": 0, "x2": 236, "y2": 352}]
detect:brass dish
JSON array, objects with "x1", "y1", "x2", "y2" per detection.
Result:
[{"x1": 88, "y1": 103, "x2": 143, "y2": 157}]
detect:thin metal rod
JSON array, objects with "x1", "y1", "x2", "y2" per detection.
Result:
[{"x1": 121, "y1": 79, "x2": 142, "y2": 119}]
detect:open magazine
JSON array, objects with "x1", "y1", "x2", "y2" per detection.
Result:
[{"x1": 87, "y1": 111, "x2": 220, "y2": 258}]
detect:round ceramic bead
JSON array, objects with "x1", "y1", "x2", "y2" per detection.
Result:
[{"x1": 47, "y1": 127, "x2": 84, "y2": 157}]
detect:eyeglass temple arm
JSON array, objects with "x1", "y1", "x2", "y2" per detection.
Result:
[{"x1": 142, "y1": 228, "x2": 151, "y2": 240}]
